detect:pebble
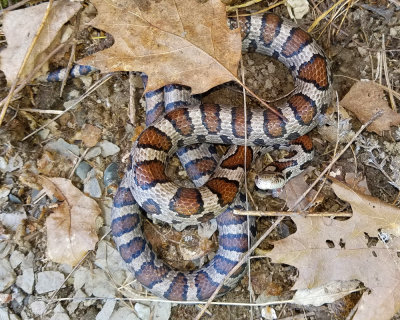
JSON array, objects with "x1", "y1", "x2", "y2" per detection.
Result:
[
  {"x1": 0, "y1": 209, "x2": 27, "y2": 231},
  {"x1": 0, "y1": 260, "x2": 16, "y2": 291},
  {"x1": 66, "y1": 289, "x2": 87, "y2": 314},
  {"x1": 96, "y1": 299, "x2": 116, "y2": 320},
  {"x1": 35, "y1": 271, "x2": 65, "y2": 294},
  {"x1": 16, "y1": 268, "x2": 34, "y2": 294},
  {"x1": 83, "y1": 169, "x2": 102, "y2": 198},
  {"x1": 37, "y1": 129, "x2": 50, "y2": 140},
  {"x1": 75, "y1": 161, "x2": 92, "y2": 180},
  {"x1": 152, "y1": 302, "x2": 172, "y2": 320},
  {"x1": 104, "y1": 162, "x2": 119, "y2": 187},
  {"x1": 21, "y1": 252, "x2": 34, "y2": 269},
  {"x1": 84, "y1": 147, "x2": 102, "y2": 160},
  {"x1": 50, "y1": 304, "x2": 70, "y2": 320},
  {"x1": 8, "y1": 194, "x2": 22, "y2": 204},
  {"x1": 95, "y1": 241, "x2": 128, "y2": 284},
  {"x1": 0, "y1": 155, "x2": 23, "y2": 173},
  {"x1": 0, "y1": 186, "x2": 11, "y2": 199},
  {"x1": 9, "y1": 250, "x2": 24, "y2": 269},
  {"x1": 110, "y1": 307, "x2": 139, "y2": 320},
  {"x1": 44, "y1": 138, "x2": 79, "y2": 160},
  {"x1": 135, "y1": 303, "x2": 150, "y2": 320},
  {"x1": 30, "y1": 301, "x2": 47, "y2": 316},
  {"x1": 98, "y1": 141, "x2": 120, "y2": 157}
]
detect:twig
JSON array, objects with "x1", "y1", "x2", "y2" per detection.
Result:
[
  {"x1": 128, "y1": 71, "x2": 136, "y2": 125},
  {"x1": 60, "y1": 41, "x2": 77, "y2": 97},
  {"x1": 226, "y1": 0, "x2": 265, "y2": 12},
  {"x1": 0, "y1": 0, "x2": 54, "y2": 127},
  {"x1": 233, "y1": 210, "x2": 352, "y2": 217}
]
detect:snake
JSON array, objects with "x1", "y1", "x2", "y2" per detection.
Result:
[{"x1": 44, "y1": 12, "x2": 332, "y2": 301}]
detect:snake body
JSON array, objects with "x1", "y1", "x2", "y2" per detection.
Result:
[{"x1": 111, "y1": 13, "x2": 332, "y2": 301}]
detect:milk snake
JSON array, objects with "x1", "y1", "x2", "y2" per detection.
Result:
[{"x1": 45, "y1": 13, "x2": 332, "y2": 301}]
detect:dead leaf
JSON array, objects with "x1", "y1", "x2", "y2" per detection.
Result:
[
  {"x1": 0, "y1": 0, "x2": 82, "y2": 85},
  {"x1": 78, "y1": 0, "x2": 241, "y2": 94},
  {"x1": 277, "y1": 167, "x2": 317, "y2": 210},
  {"x1": 340, "y1": 81, "x2": 400, "y2": 135},
  {"x1": 267, "y1": 179, "x2": 400, "y2": 320},
  {"x1": 40, "y1": 177, "x2": 100, "y2": 266}
]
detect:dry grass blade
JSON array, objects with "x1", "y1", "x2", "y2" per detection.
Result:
[{"x1": 233, "y1": 210, "x2": 352, "y2": 217}]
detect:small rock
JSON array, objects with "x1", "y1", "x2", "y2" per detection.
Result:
[
  {"x1": 96, "y1": 299, "x2": 116, "y2": 320},
  {"x1": 104, "y1": 162, "x2": 120, "y2": 192},
  {"x1": 95, "y1": 241, "x2": 128, "y2": 284},
  {"x1": 50, "y1": 304, "x2": 70, "y2": 320},
  {"x1": 35, "y1": 271, "x2": 65, "y2": 294},
  {"x1": 152, "y1": 302, "x2": 172, "y2": 320},
  {"x1": 38, "y1": 129, "x2": 50, "y2": 140},
  {"x1": 135, "y1": 303, "x2": 150, "y2": 320},
  {"x1": 10, "y1": 250, "x2": 25, "y2": 269},
  {"x1": 8, "y1": 194, "x2": 22, "y2": 204},
  {"x1": 110, "y1": 307, "x2": 139, "y2": 320},
  {"x1": 75, "y1": 161, "x2": 92, "y2": 180},
  {"x1": 197, "y1": 219, "x2": 217, "y2": 239},
  {"x1": 82, "y1": 124, "x2": 102, "y2": 147},
  {"x1": 0, "y1": 260, "x2": 16, "y2": 291},
  {"x1": 74, "y1": 268, "x2": 116, "y2": 297},
  {"x1": 98, "y1": 141, "x2": 120, "y2": 157},
  {"x1": 0, "y1": 209, "x2": 27, "y2": 231},
  {"x1": 357, "y1": 46, "x2": 368, "y2": 56},
  {"x1": 21, "y1": 252, "x2": 34, "y2": 269},
  {"x1": 66, "y1": 289, "x2": 86, "y2": 314},
  {"x1": 16, "y1": 268, "x2": 34, "y2": 294},
  {"x1": 84, "y1": 147, "x2": 102, "y2": 160},
  {"x1": 44, "y1": 138, "x2": 79, "y2": 160},
  {"x1": 83, "y1": 169, "x2": 102, "y2": 198},
  {"x1": 0, "y1": 186, "x2": 11, "y2": 199},
  {"x1": 0, "y1": 155, "x2": 23, "y2": 173},
  {"x1": 30, "y1": 301, "x2": 47, "y2": 316}
]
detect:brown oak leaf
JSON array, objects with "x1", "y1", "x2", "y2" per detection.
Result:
[
  {"x1": 40, "y1": 177, "x2": 100, "y2": 266},
  {"x1": 340, "y1": 81, "x2": 400, "y2": 135},
  {"x1": 267, "y1": 179, "x2": 400, "y2": 320},
  {"x1": 0, "y1": 0, "x2": 82, "y2": 85},
  {"x1": 78, "y1": 0, "x2": 241, "y2": 94}
]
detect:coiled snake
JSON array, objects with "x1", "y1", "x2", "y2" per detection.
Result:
[{"x1": 109, "y1": 13, "x2": 332, "y2": 301}]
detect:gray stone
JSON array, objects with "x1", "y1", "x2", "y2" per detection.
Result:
[
  {"x1": 9, "y1": 250, "x2": 24, "y2": 269},
  {"x1": 98, "y1": 141, "x2": 120, "y2": 157},
  {"x1": 35, "y1": 271, "x2": 65, "y2": 294},
  {"x1": 110, "y1": 307, "x2": 139, "y2": 320},
  {"x1": 66, "y1": 289, "x2": 86, "y2": 314},
  {"x1": 30, "y1": 301, "x2": 47, "y2": 316},
  {"x1": 84, "y1": 147, "x2": 102, "y2": 160},
  {"x1": 21, "y1": 252, "x2": 34, "y2": 269},
  {"x1": 152, "y1": 302, "x2": 172, "y2": 320},
  {"x1": 135, "y1": 303, "x2": 150, "y2": 320},
  {"x1": 44, "y1": 138, "x2": 79, "y2": 160},
  {"x1": 83, "y1": 169, "x2": 102, "y2": 198},
  {"x1": 75, "y1": 161, "x2": 92, "y2": 180},
  {"x1": 16, "y1": 268, "x2": 34, "y2": 294},
  {"x1": 96, "y1": 299, "x2": 116, "y2": 320},
  {"x1": 0, "y1": 260, "x2": 16, "y2": 291}
]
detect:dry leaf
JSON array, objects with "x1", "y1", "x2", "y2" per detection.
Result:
[
  {"x1": 78, "y1": 0, "x2": 241, "y2": 94},
  {"x1": 0, "y1": 0, "x2": 82, "y2": 85},
  {"x1": 40, "y1": 177, "x2": 100, "y2": 266},
  {"x1": 340, "y1": 81, "x2": 400, "y2": 135},
  {"x1": 267, "y1": 179, "x2": 400, "y2": 320},
  {"x1": 277, "y1": 167, "x2": 317, "y2": 210}
]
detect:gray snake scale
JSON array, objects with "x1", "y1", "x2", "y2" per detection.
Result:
[{"x1": 110, "y1": 13, "x2": 332, "y2": 301}]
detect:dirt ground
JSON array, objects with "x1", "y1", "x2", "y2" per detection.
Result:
[{"x1": 1, "y1": 1, "x2": 400, "y2": 319}]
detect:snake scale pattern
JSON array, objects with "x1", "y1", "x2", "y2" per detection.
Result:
[{"x1": 109, "y1": 13, "x2": 332, "y2": 301}]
